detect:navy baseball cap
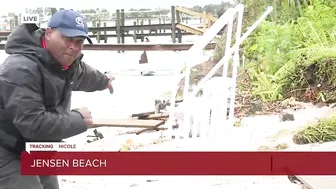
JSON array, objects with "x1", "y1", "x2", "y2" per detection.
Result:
[{"x1": 48, "y1": 10, "x2": 92, "y2": 44}]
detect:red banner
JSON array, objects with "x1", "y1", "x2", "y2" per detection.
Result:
[{"x1": 20, "y1": 151, "x2": 336, "y2": 175}]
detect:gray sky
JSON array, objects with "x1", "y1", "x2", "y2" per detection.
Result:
[{"x1": 1, "y1": 0, "x2": 225, "y2": 14}]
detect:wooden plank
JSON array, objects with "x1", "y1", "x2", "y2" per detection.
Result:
[
  {"x1": 176, "y1": 23, "x2": 221, "y2": 39},
  {"x1": 176, "y1": 23, "x2": 204, "y2": 35},
  {"x1": 136, "y1": 127, "x2": 167, "y2": 135},
  {"x1": 175, "y1": 7, "x2": 218, "y2": 22},
  {"x1": 296, "y1": 176, "x2": 336, "y2": 189},
  {"x1": 88, "y1": 24, "x2": 172, "y2": 32},
  {"x1": 131, "y1": 111, "x2": 155, "y2": 118},
  {"x1": 138, "y1": 112, "x2": 169, "y2": 120},
  {"x1": 0, "y1": 43, "x2": 216, "y2": 51},
  {"x1": 93, "y1": 118, "x2": 165, "y2": 128},
  {"x1": 0, "y1": 31, "x2": 10, "y2": 36}
]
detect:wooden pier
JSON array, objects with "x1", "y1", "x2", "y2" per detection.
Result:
[
  {"x1": 0, "y1": 6, "x2": 220, "y2": 51},
  {"x1": 87, "y1": 6, "x2": 218, "y2": 44},
  {"x1": 0, "y1": 42, "x2": 216, "y2": 51}
]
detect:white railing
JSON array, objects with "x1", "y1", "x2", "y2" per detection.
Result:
[{"x1": 164, "y1": 4, "x2": 273, "y2": 141}]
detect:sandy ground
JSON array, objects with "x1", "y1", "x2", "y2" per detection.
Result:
[{"x1": 59, "y1": 101, "x2": 336, "y2": 189}]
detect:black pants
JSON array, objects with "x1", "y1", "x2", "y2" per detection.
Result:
[{"x1": 0, "y1": 146, "x2": 59, "y2": 189}]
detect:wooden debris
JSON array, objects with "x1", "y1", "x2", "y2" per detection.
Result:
[
  {"x1": 93, "y1": 99, "x2": 175, "y2": 135},
  {"x1": 133, "y1": 111, "x2": 169, "y2": 134},
  {"x1": 155, "y1": 100, "x2": 169, "y2": 113},
  {"x1": 93, "y1": 118, "x2": 165, "y2": 128},
  {"x1": 136, "y1": 124, "x2": 167, "y2": 135},
  {"x1": 131, "y1": 111, "x2": 155, "y2": 118},
  {"x1": 139, "y1": 51, "x2": 148, "y2": 64},
  {"x1": 138, "y1": 112, "x2": 169, "y2": 120}
]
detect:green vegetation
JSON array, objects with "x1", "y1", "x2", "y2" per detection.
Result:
[
  {"x1": 213, "y1": 0, "x2": 336, "y2": 144},
  {"x1": 293, "y1": 115, "x2": 336, "y2": 144},
  {"x1": 219, "y1": 0, "x2": 336, "y2": 103}
]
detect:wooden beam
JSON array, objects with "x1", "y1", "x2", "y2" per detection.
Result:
[
  {"x1": 138, "y1": 112, "x2": 170, "y2": 120},
  {"x1": 202, "y1": 11, "x2": 207, "y2": 32},
  {"x1": 175, "y1": 7, "x2": 218, "y2": 22},
  {"x1": 0, "y1": 43, "x2": 217, "y2": 51},
  {"x1": 93, "y1": 118, "x2": 165, "y2": 128},
  {"x1": 0, "y1": 32, "x2": 197, "y2": 43},
  {"x1": 0, "y1": 24, "x2": 173, "y2": 36},
  {"x1": 88, "y1": 24, "x2": 172, "y2": 32},
  {"x1": 0, "y1": 31, "x2": 10, "y2": 36},
  {"x1": 176, "y1": 23, "x2": 204, "y2": 35}
]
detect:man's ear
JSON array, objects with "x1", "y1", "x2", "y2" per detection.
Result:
[{"x1": 44, "y1": 28, "x2": 53, "y2": 39}]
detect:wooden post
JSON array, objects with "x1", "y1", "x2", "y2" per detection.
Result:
[
  {"x1": 202, "y1": 11, "x2": 207, "y2": 33},
  {"x1": 116, "y1": 9, "x2": 121, "y2": 45},
  {"x1": 159, "y1": 18, "x2": 161, "y2": 33},
  {"x1": 171, "y1": 6, "x2": 176, "y2": 43},
  {"x1": 133, "y1": 21, "x2": 137, "y2": 43},
  {"x1": 176, "y1": 7, "x2": 182, "y2": 43},
  {"x1": 120, "y1": 9, "x2": 125, "y2": 44},
  {"x1": 207, "y1": 13, "x2": 212, "y2": 28},
  {"x1": 163, "y1": 17, "x2": 166, "y2": 33},
  {"x1": 140, "y1": 20, "x2": 144, "y2": 42},
  {"x1": 136, "y1": 19, "x2": 140, "y2": 33},
  {"x1": 14, "y1": 16, "x2": 19, "y2": 27},
  {"x1": 103, "y1": 22, "x2": 107, "y2": 43},
  {"x1": 148, "y1": 19, "x2": 152, "y2": 33},
  {"x1": 96, "y1": 22, "x2": 100, "y2": 44}
]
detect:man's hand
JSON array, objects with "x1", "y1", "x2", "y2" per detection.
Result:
[
  {"x1": 75, "y1": 107, "x2": 93, "y2": 128},
  {"x1": 105, "y1": 74, "x2": 115, "y2": 94}
]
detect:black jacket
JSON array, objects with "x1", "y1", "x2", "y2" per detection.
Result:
[{"x1": 0, "y1": 24, "x2": 109, "y2": 153}]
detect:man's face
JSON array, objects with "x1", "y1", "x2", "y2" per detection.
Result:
[{"x1": 45, "y1": 28, "x2": 85, "y2": 67}]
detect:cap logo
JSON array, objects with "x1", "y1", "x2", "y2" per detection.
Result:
[{"x1": 75, "y1": 17, "x2": 85, "y2": 29}]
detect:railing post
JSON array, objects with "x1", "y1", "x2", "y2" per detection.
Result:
[
  {"x1": 229, "y1": 7, "x2": 244, "y2": 122},
  {"x1": 164, "y1": 5, "x2": 274, "y2": 142}
]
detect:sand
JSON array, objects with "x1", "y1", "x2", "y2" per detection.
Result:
[{"x1": 58, "y1": 101, "x2": 336, "y2": 189}]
